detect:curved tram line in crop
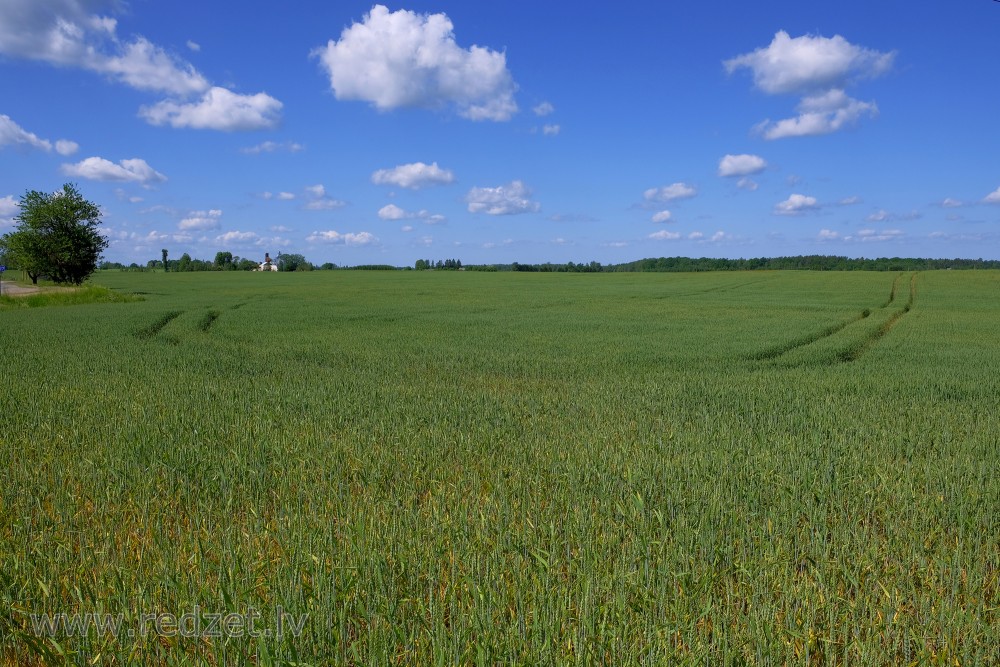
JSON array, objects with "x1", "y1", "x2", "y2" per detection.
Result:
[{"x1": 755, "y1": 272, "x2": 918, "y2": 364}]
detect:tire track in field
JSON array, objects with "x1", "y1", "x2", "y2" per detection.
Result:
[
  {"x1": 198, "y1": 310, "x2": 220, "y2": 332},
  {"x1": 136, "y1": 311, "x2": 183, "y2": 339},
  {"x1": 839, "y1": 272, "x2": 917, "y2": 362},
  {"x1": 752, "y1": 272, "x2": 902, "y2": 362},
  {"x1": 750, "y1": 309, "x2": 871, "y2": 360}
]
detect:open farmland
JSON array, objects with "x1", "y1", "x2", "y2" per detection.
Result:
[{"x1": 1, "y1": 269, "x2": 998, "y2": 665}]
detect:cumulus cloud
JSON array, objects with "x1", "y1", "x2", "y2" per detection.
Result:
[
  {"x1": 466, "y1": 180, "x2": 540, "y2": 215},
  {"x1": 542, "y1": 124, "x2": 560, "y2": 136},
  {"x1": 140, "y1": 87, "x2": 282, "y2": 131},
  {"x1": 757, "y1": 89, "x2": 877, "y2": 139},
  {"x1": 644, "y1": 182, "x2": 696, "y2": 203},
  {"x1": 306, "y1": 230, "x2": 378, "y2": 246},
  {"x1": 179, "y1": 209, "x2": 222, "y2": 231},
  {"x1": 0, "y1": 194, "x2": 17, "y2": 227},
  {"x1": 726, "y1": 31, "x2": 894, "y2": 139},
  {"x1": 649, "y1": 230, "x2": 681, "y2": 240},
  {"x1": 312, "y1": 5, "x2": 517, "y2": 121},
  {"x1": 774, "y1": 193, "x2": 819, "y2": 215},
  {"x1": 533, "y1": 101, "x2": 555, "y2": 116},
  {"x1": 376, "y1": 204, "x2": 443, "y2": 223},
  {"x1": 216, "y1": 230, "x2": 259, "y2": 244},
  {"x1": 61, "y1": 156, "x2": 167, "y2": 184},
  {"x1": 651, "y1": 210, "x2": 673, "y2": 223},
  {"x1": 983, "y1": 187, "x2": 1000, "y2": 204},
  {"x1": 941, "y1": 198, "x2": 962, "y2": 208},
  {"x1": 1, "y1": 114, "x2": 78, "y2": 154},
  {"x1": 0, "y1": 2, "x2": 281, "y2": 131},
  {"x1": 277, "y1": 192, "x2": 295, "y2": 201},
  {"x1": 303, "y1": 184, "x2": 345, "y2": 210},
  {"x1": 688, "y1": 231, "x2": 704, "y2": 240},
  {"x1": 371, "y1": 161, "x2": 455, "y2": 189},
  {"x1": 718, "y1": 153, "x2": 766, "y2": 177},
  {"x1": 241, "y1": 140, "x2": 304, "y2": 155},
  {"x1": 818, "y1": 228, "x2": 903, "y2": 242}
]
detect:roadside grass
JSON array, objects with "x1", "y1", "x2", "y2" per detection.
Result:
[{"x1": 0, "y1": 285, "x2": 144, "y2": 310}]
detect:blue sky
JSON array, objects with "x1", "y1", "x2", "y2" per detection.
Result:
[{"x1": 2, "y1": 1, "x2": 999, "y2": 265}]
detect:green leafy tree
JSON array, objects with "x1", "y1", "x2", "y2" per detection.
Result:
[
  {"x1": 162, "y1": 248, "x2": 169, "y2": 272},
  {"x1": 1, "y1": 184, "x2": 108, "y2": 285},
  {"x1": 214, "y1": 251, "x2": 233, "y2": 269},
  {"x1": 277, "y1": 252, "x2": 307, "y2": 272}
]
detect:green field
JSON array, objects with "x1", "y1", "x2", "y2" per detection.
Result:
[{"x1": 1, "y1": 270, "x2": 997, "y2": 665}]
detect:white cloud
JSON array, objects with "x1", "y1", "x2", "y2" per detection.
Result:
[
  {"x1": 533, "y1": 101, "x2": 555, "y2": 116},
  {"x1": 303, "y1": 184, "x2": 344, "y2": 210},
  {"x1": 644, "y1": 182, "x2": 696, "y2": 203},
  {"x1": 401, "y1": 225, "x2": 414, "y2": 232},
  {"x1": 724, "y1": 30, "x2": 895, "y2": 95},
  {"x1": 542, "y1": 124, "x2": 560, "y2": 136},
  {"x1": 378, "y1": 205, "x2": 445, "y2": 223},
  {"x1": 688, "y1": 231, "x2": 704, "y2": 240},
  {"x1": 186, "y1": 40, "x2": 200, "y2": 52},
  {"x1": 312, "y1": 5, "x2": 517, "y2": 121},
  {"x1": 54, "y1": 139, "x2": 79, "y2": 155},
  {"x1": 113, "y1": 188, "x2": 143, "y2": 203},
  {"x1": 0, "y1": 194, "x2": 17, "y2": 227},
  {"x1": 819, "y1": 227, "x2": 903, "y2": 243},
  {"x1": 649, "y1": 230, "x2": 681, "y2": 240},
  {"x1": 270, "y1": 225, "x2": 292, "y2": 233},
  {"x1": 241, "y1": 140, "x2": 304, "y2": 155},
  {"x1": 710, "y1": 231, "x2": 729, "y2": 242},
  {"x1": 61, "y1": 156, "x2": 167, "y2": 184},
  {"x1": 1, "y1": 114, "x2": 78, "y2": 155},
  {"x1": 371, "y1": 161, "x2": 455, "y2": 189},
  {"x1": 718, "y1": 153, "x2": 766, "y2": 177},
  {"x1": 651, "y1": 210, "x2": 673, "y2": 223},
  {"x1": 866, "y1": 209, "x2": 890, "y2": 222},
  {"x1": 466, "y1": 180, "x2": 540, "y2": 215},
  {"x1": 277, "y1": 192, "x2": 295, "y2": 201},
  {"x1": 757, "y1": 89, "x2": 878, "y2": 139},
  {"x1": 0, "y1": 3, "x2": 281, "y2": 131},
  {"x1": 306, "y1": 230, "x2": 378, "y2": 246},
  {"x1": 140, "y1": 87, "x2": 282, "y2": 131},
  {"x1": 941, "y1": 198, "x2": 962, "y2": 208},
  {"x1": 726, "y1": 31, "x2": 893, "y2": 139},
  {"x1": 839, "y1": 196, "x2": 861, "y2": 205},
  {"x1": 0, "y1": 114, "x2": 52, "y2": 151},
  {"x1": 774, "y1": 193, "x2": 819, "y2": 215},
  {"x1": 216, "y1": 230, "x2": 259, "y2": 245},
  {"x1": 983, "y1": 187, "x2": 1000, "y2": 204},
  {"x1": 736, "y1": 177, "x2": 758, "y2": 191},
  {"x1": 179, "y1": 209, "x2": 222, "y2": 231},
  {"x1": 377, "y1": 204, "x2": 407, "y2": 220},
  {"x1": 818, "y1": 229, "x2": 841, "y2": 240}
]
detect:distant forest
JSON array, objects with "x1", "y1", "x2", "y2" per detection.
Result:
[{"x1": 97, "y1": 254, "x2": 1000, "y2": 273}]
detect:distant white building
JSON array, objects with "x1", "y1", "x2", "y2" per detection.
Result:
[{"x1": 257, "y1": 253, "x2": 279, "y2": 272}]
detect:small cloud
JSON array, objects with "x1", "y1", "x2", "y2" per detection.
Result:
[
  {"x1": 542, "y1": 124, "x2": 560, "y2": 136},
  {"x1": 466, "y1": 180, "x2": 540, "y2": 215},
  {"x1": 867, "y1": 209, "x2": 890, "y2": 222},
  {"x1": 941, "y1": 198, "x2": 962, "y2": 208},
  {"x1": 55, "y1": 139, "x2": 79, "y2": 156},
  {"x1": 533, "y1": 101, "x2": 555, "y2": 116},
  {"x1": 839, "y1": 196, "x2": 861, "y2": 206},
  {"x1": 215, "y1": 230, "x2": 259, "y2": 244},
  {"x1": 140, "y1": 87, "x2": 282, "y2": 131},
  {"x1": 774, "y1": 193, "x2": 819, "y2": 215},
  {"x1": 371, "y1": 161, "x2": 455, "y2": 189},
  {"x1": 186, "y1": 40, "x2": 201, "y2": 52},
  {"x1": 718, "y1": 153, "x2": 766, "y2": 177},
  {"x1": 401, "y1": 225, "x2": 414, "y2": 232},
  {"x1": 306, "y1": 230, "x2": 378, "y2": 246},
  {"x1": 113, "y1": 188, "x2": 143, "y2": 203},
  {"x1": 179, "y1": 209, "x2": 222, "y2": 231},
  {"x1": 277, "y1": 192, "x2": 295, "y2": 200},
  {"x1": 377, "y1": 204, "x2": 444, "y2": 223},
  {"x1": 983, "y1": 186, "x2": 1000, "y2": 204},
  {"x1": 651, "y1": 210, "x2": 673, "y2": 223},
  {"x1": 644, "y1": 182, "x2": 696, "y2": 203},
  {"x1": 818, "y1": 229, "x2": 841, "y2": 240},
  {"x1": 736, "y1": 177, "x2": 758, "y2": 191},
  {"x1": 61, "y1": 156, "x2": 167, "y2": 185},
  {"x1": 241, "y1": 140, "x2": 304, "y2": 155},
  {"x1": 648, "y1": 230, "x2": 681, "y2": 240},
  {"x1": 0, "y1": 194, "x2": 17, "y2": 226},
  {"x1": 304, "y1": 184, "x2": 344, "y2": 210},
  {"x1": 270, "y1": 225, "x2": 292, "y2": 233},
  {"x1": 688, "y1": 231, "x2": 704, "y2": 240},
  {"x1": 548, "y1": 212, "x2": 598, "y2": 223}
]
